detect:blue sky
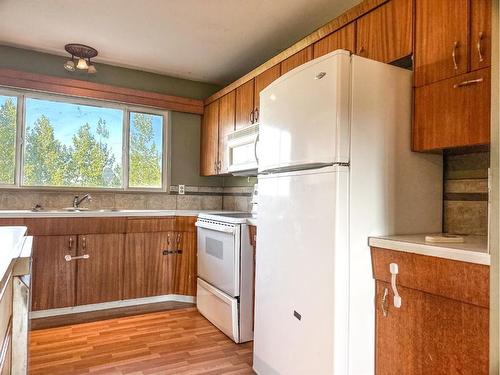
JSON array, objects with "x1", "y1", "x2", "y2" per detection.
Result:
[{"x1": 25, "y1": 98, "x2": 163, "y2": 162}]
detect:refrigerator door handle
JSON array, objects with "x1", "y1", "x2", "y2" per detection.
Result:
[{"x1": 259, "y1": 162, "x2": 344, "y2": 175}]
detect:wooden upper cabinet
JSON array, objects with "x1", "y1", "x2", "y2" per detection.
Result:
[
  {"x1": 76, "y1": 234, "x2": 124, "y2": 306},
  {"x1": 254, "y1": 64, "x2": 281, "y2": 120},
  {"x1": 413, "y1": 68, "x2": 490, "y2": 151},
  {"x1": 200, "y1": 100, "x2": 219, "y2": 176},
  {"x1": 470, "y1": 0, "x2": 491, "y2": 71},
  {"x1": 218, "y1": 91, "x2": 236, "y2": 174},
  {"x1": 356, "y1": 0, "x2": 412, "y2": 63},
  {"x1": 414, "y1": 0, "x2": 469, "y2": 87},
  {"x1": 235, "y1": 79, "x2": 255, "y2": 130},
  {"x1": 313, "y1": 23, "x2": 356, "y2": 58},
  {"x1": 281, "y1": 46, "x2": 313, "y2": 75}
]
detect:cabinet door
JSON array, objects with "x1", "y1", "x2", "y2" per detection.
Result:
[
  {"x1": 218, "y1": 91, "x2": 236, "y2": 174},
  {"x1": 123, "y1": 233, "x2": 146, "y2": 299},
  {"x1": 144, "y1": 232, "x2": 175, "y2": 296},
  {"x1": 470, "y1": 0, "x2": 491, "y2": 71},
  {"x1": 31, "y1": 235, "x2": 76, "y2": 311},
  {"x1": 200, "y1": 100, "x2": 219, "y2": 176},
  {"x1": 414, "y1": 0, "x2": 469, "y2": 87},
  {"x1": 356, "y1": 0, "x2": 412, "y2": 63},
  {"x1": 413, "y1": 68, "x2": 490, "y2": 151},
  {"x1": 313, "y1": 23, "x2": 355, "y2": 58},
  {"x1": 254, "y1": 65, "x2": 281, "y2": 121},
  {"x1": 76, "y1": 234, "x2": 124, "y2": 305},
  {"x1": 172, "y1": 232, "x2": 197, "y2": 296},
  {"x1": 281, "y1": 46, "x2": 313, "y2": 75},
  {"x1": 235, "y1": 79, "x2": 255, "y2": 130}
]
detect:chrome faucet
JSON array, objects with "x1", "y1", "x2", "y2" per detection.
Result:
[{"x1": 73, "y1": 194, "x2": 92, "y2": 208}]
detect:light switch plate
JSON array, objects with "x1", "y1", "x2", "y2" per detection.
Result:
[{"x1": 178, "y1": 185, "x2": 185, "y2": 195}]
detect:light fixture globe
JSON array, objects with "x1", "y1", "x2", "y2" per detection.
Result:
[
  {"x1": 87, "y1": 65, "x2": 97, "y2": 74},
  {"x1": 76, "y1": 58, "x2": 89, "y2": 70},
  {"x1": 63, "y1": 60, "x2": 75, "y2": 72}
]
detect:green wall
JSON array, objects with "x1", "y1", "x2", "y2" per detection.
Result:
[{"x1": 0, "y1": 45, "x2": 226, "y2": 187}]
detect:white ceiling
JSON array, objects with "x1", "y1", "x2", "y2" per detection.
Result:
[{"x1": 0, "y1": 0, "x2": 361, "y2": 84}]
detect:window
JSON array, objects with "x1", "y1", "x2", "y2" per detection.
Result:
[
  {"x1": 0, "y1": 89, "x2": 168, "y2": 190},
  {"x1": 0, "y1": 95, "x2": 17, "y2": 185}
]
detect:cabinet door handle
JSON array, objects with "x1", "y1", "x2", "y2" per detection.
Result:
[
  {"x1": 477, "y1": 32, "x2": 484, "y2": 62},
  {"x1": 452, "y1": 41, "x2": 459, "y2": 70},
  {"x1": 250, "y1": 110, "x2": 255, "y2": 124},
  {"x1": 162, "y1": 250, "x2": 183, "y2": 255},
  {"x1": 453, "y1": 77, "x2": 483, "y2": 88},
  {"x1": 214, "y1": 161, "x2": 217, "y2": 174},
  {"x1": 167, "y1": 233, "x2": 171, "y2": 245},
  {"x1": 176, "y1": 233, "x2": 182, "y2": 246},
  {"x1": 68, "y1": 237, "x2": 73, "y2": 250},
  {"x1": 381, "y1": 287, "x2": 389, "y2": 317},
  {"x1": 64, "y1": 254, "x2": 89, "y2": 262},
  {"x1": 82, "y1": 236, "x2": 86, "y2": 251},
  {"x1": 217, "y1": 160, "x2": 221, "y2": 172},
  {"x1": 254, "y1": 107, "x2": 259, "y2": 123},
  {"x1": 390, "y1": 263, "x2": 401, "y2": 308}
]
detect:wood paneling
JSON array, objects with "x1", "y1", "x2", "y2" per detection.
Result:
[
  {"x1": 0, "y1": 69, "x2": 204, "y2": 114},
  {"x1": 172, "y1": 232, "x2": 197, "y2": 296},
  {"x1": 200, "y1": 100, "x2": 219, "y2": 176},
  {"x1": 204, "y1": 0, "x2": 388, "y2": 104},
  {"x1": 218, "y1": 91, "x2": 236, "y2": 174},
  {"x1": 126, "y1": 217, "x2": 177, "y2": 233},
  {"x1": 470, "y1": 0, "x2": 492, "y2": 71},
  {"x1": 31, "y1": 236, "x2": 76, "y2": 311},
  {"x1": 235, "y1": 79, "x2": 255, "y2": 130},
  {"x1": 356, "y1": 0, "x2": 412, "y2": 62},
  {"x1": 144, "y1": 232, "x2": 174, "y2": 297},
  {"x1": 174, "y1": 216, "x2": 198, "y2": 232},
  {"x1": 372, "y1": 247, "x2": 489, "y2": 307},
  {"x1": 375, "y1": 281, "x2": 488, "y2": 375},
  {"x1": 25, "y1": 217, "x2": 126, "y2": 236},
  {"x1": 280, "y1": 47, "x2": 313, "y2": 75},
  {"x1": 0, "y1": 219, "x2": 24, "y2": 227},
  {"x1": 76, "y1": 234, "x2": 124, "y2": 305},
  {"x1": 29, "y1": 308, "x2": 254, "y2": 375},
  {"x1": 254, "y1": 65, "x2": 281, "y2": 115},
  {"x1": 123, "y1": 233, "x2": 146, "y2": 300},
  {"x1": 413, "y1": 68, "x2": 491, "y2": 151},
  {"x1": 414, "y1": 0, "x2": 469, "y2": 87},
  {"x1": 313, "y1": 23, "x2": 356, "y2": 58}
]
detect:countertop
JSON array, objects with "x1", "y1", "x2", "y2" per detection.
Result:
[
  {"x1": 369, "y1": 234, "x2": 489, "y2": 265},
  {"x1": 0, "y1": 209, "x2": 229, "y2": 218},
  {"x1": 0, "y1": 226, "x2": 29, "y2": 280}
]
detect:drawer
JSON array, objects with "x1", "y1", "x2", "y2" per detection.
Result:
[
  {"x1": 371, "y1": 247, "x2": 489, "y2": 307},
  {"x1": 413, "y1": 68, "x2": 490, "y2": 151},
  {"x1": 196, "y1": 278, "x2": 239, "y2": 342},
  {"x1": 0, "y1": 277, "x2": 12, "y2": 342},
  {"x1": 25, "y1": 217, "x2": 127, "y2": 235}
]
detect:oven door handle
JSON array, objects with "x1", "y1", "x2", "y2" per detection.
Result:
[{"x1": 195, "y1": 221, "x2": 236, "y2": 234}]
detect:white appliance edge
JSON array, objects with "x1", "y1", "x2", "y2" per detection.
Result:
[{"x1": 253, "y1": 50, "x2": 442, "y2": 374}]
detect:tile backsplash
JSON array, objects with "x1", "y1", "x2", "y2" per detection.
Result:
[
  {"x1": 0, "y1": 185, "x2": 254, "y2": 212},
  {"x1": 443, "y1": 151, "x2": 489, "y2": 235}
]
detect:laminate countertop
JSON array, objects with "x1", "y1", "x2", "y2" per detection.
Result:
[
  {"x1": 0, "y1": 209, "x2": 232, "y2": 219},
  {"x1": 0, "y1": 226, "x2": 31, "y2": 280},
  {"x1": 369, "y1": 234, "x2": 489, "y2": 265}
]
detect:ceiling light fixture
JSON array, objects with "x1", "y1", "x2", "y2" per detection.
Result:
[{"x1": 63, "y1": 43, "x2": 98, "y2": 74}]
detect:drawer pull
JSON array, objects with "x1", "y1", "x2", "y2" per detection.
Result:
[
  {"x1": 453, "y1": 78, "x2": 483, "y2": 88},
  {"x1": 390, "y1": 263, "x2": 401, "y2": 308},
  {"x1": 381, "y1": 288, "x2": 389, "y2": 317},
  {"x1": 162, "y1": 250, "x2": 182, "y2": 255},
  {"x1": 64, "y1": 254, "x2": 89, "y2": 261},
  {"x1": 452, "y1": 41, "x2": 459, "y2": 70}
]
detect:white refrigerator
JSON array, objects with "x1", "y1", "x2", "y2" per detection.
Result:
[{"x1": 253, "y1": 50, "x2": 443, "y2": 375}]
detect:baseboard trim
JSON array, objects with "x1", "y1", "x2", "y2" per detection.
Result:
[{"x1": 30, "y1": 294, "x2": 196, "y2": 319}]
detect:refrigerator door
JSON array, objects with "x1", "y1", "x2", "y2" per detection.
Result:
[
  {"x1": 258, "y1": 50, "x2": 351, "y2": 174},
  {"x1": 253, "y1": 166, "x2": 349, "y2": 375}
]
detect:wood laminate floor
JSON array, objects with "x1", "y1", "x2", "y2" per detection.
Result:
[{"x1": 29, "y1": 307, "x2": 254, "y2": 375}]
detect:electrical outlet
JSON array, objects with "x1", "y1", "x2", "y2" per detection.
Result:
[{"x1": 178, "y1": 185, "x2": 185, "y2": 195}]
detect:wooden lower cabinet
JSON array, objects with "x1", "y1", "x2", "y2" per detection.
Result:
[
  {"x1": 76, "y1": 234, "x2": 124, "y2": 306},
  {"x1": 372, "y1": 248, "x2": 489, "y2": 375},
  {"x1": 32, "y1": 235, "x2": 76, "y2": 311},
  {"x1": 124, "y1": 230, "x2": 197, "y2": 299}
]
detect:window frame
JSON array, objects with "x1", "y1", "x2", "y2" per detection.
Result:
[{"x1": 0, "y1": 87, "x2": 169, "y2": 192}]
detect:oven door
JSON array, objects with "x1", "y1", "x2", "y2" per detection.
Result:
[{"x1": 196, "y1": 219, "x2": 240, "y2": 297}]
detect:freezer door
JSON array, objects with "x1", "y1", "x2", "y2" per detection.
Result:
[
  {"x1": 253, "y1": 166, "x2": 349, "y2": 375},
  {"x1": 258, "y1": 50, "x2": 351, "y2": 173}
]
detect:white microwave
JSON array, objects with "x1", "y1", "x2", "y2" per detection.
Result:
[{"x1": 227, "y1": 124, "x2": 259, "y2": 176}]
